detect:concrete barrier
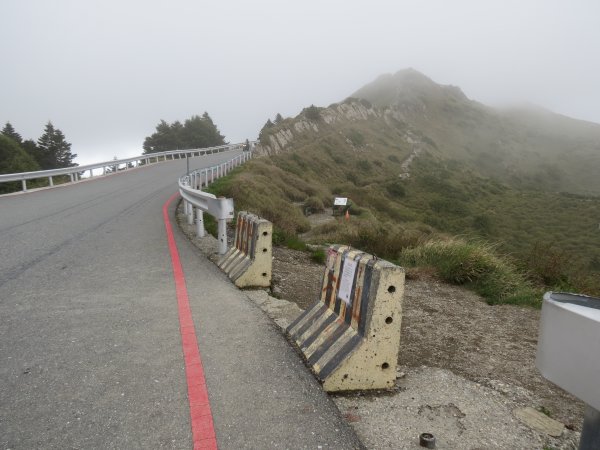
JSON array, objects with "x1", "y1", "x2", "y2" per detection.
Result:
[
  {"x1": 287, "y1": 245, "x2": 404, "y2": 391},
  {"x1": 217, "y1": 212, "x2": 272, "y2": 288}
]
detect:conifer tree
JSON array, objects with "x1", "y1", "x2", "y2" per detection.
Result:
[
  {"x1": 143, "y1": 113, "x2": 226, "y2": 154},
  {"x1": 37, "y1": 122, "x2": 77, "y2": 169},
  {"x1": 1, "y1": 122, "x2": 22, "y2": 144},
  {"x1": 0, "y1": 135, "x2": 40, "y2": 192}
]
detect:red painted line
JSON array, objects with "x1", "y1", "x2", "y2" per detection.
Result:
[{"x1": 163, "y1": 192, "x2": 218, "y2": 450}]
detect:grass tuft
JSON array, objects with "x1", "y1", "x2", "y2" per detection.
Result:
[
  {"x1": 310, "y1": 248, "x2": 326, "y2": 264},
  {"x1": 400, "y1": 238, "x2": 541, "y2": 307}
]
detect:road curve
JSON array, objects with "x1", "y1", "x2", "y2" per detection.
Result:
[{"x1": 0, "y1": 152, "x2": 361, "y2": 449}]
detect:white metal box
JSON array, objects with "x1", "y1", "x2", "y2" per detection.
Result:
[{"x1": 536, "y1": 292, "x2": 600, "y2": 411}]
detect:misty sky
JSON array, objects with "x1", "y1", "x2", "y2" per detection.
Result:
[{"x1": 2, "y1": 0, "x2": 599, "y2": 165}]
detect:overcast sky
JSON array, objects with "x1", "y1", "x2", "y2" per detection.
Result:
[{"x1": 2, "y1": 0, "x2": 599, "y2": 164}]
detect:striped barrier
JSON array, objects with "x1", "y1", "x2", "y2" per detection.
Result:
[
  {"x1": 217, "y1": 211, "x2": 272, "y2": 288},
  {"x1": 287, "y1": 245, "x2": 404, "y2": 391}
]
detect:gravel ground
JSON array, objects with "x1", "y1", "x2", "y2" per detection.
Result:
[{"x1": 178, "y1": 210, "x2": 584, "y2": 449}]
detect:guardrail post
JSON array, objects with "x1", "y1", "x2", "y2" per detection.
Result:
[
  {"x1": 69, "y1": 173, "x2": 74, "y2": 183},
  {"x1": 21, "y1": 180, "x2": 27, "y2": 191},
  {"x1": 196, "y1": 208, "x2": 205, "y2": 238},
  {"x1": 218, "y1": 218, "x2": 227, "y2": 255},
  {"x1": 187, "y1": 202, "x2": 194, "y2": 225},
  {"x1": 49, "y1": 176, "x2": 53, "y2": 187}
]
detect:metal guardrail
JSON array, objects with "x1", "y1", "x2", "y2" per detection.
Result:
[
  {"x1": 0, "y1": 143, "x2": 243, "y2": 192},
  {"x1": 179, "y1": 144, "x2": 255, "y2": 254}
]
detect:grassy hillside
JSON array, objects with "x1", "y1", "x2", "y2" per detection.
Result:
[
  {"x1": 352, "y1": 69, "x2": 600, "y2": 195},
  {"x1": 210, "y1": 70, "x2": 600, "y2": 305}
]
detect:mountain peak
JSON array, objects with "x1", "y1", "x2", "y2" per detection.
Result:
[{"x1": 352, "y1": 68, "x2": 467, "y2": 109}]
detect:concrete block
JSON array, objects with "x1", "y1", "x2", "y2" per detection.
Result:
[
  {"x1": 218, "y1": 212, "x2": 272, "y2": 288},
  {"x1": 287, "y1": 245, "x2": 405, "y2": 391}
]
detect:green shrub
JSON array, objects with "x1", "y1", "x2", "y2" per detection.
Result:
[
  {"x1": 347, "y1": 203, "x2": 365, "y2": 216},
  {"x1": 310, "y1": 248, "x2": 326, "y2": 264},
  {"x1": 303, "y1": 196, "x2": 325, "y2": 214},
  {"x1": 385, "y1": 180, "x2": 406, "y2": 198},
  {"x1": 304, "y1": 105, "x2": 322, "y2": 121},
  {"x1": 356, "y1": 159, "x2": 372, "y2": 172},
  {"x1": 472, "y1": 214, "x2": 493, "y2": 233},
  {"x1": 273, "y1": 228, "x2": 307, "y2": 251},
  {"x1": 203, "y1": 213, "x2": 218, "y2": 238},
  {"x1": 400, "y1": 238, "x2": 540, "y2": 307},
  {"x1": 347, "y1": 129, "x2": 365, "y2": 146}
]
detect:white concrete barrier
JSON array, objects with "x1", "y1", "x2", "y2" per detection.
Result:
[
  {"x1": 287, "y1": 245, "x2": 404, "y2": 391},
  {"x1": 217, "y1": 212, "x2": 272, "y2": 288}
]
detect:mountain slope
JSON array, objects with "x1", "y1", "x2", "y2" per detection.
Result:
[
  {"x1": 258, "y1": 68, "x2": 600, "y2": 195},
  {"x1": 214, "y1": 69, "x2": 600, "y2": 300},
  {"x1": 352, "y1": 68, "x2": 600, "y2": 194}
]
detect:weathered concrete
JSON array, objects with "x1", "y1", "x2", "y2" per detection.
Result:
[
  {"x1": 514, "y1": 407, "x2": 564, "y2": 437},
  {"x1": 217, "y1": 211, "x2": 272, "y2": 288},
  {"x1": 287, "y1": 246, "x2": 405, "y2": 391}
]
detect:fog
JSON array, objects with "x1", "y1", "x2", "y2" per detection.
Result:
[{"x1": 2, "y1": 0, "x2": 599, "y2": 164}]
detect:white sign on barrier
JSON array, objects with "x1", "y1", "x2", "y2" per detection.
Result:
[
  {"x1": 338, "y1": 258, "x2": 358, "y2": 305},
  {"x1": 334, "y1": 197, "x2": 348, "y2": 206}
]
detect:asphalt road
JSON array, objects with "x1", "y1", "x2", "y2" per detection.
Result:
[{"x1": 0, "y1": 153, "x2": 361, "y2": 449}]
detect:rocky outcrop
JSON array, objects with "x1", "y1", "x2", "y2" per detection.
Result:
[
  {"x1": 255, "y1": 100, "x2": 379, "y2": 156},
  {"x1": 321, "y1": 101, "x2": 378, "y2": 124},
  {"x1": 254, "y1": 99, "x2": 428, "y2": 178}
]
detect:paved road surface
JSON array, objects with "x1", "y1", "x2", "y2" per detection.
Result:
[{"x1": 0, "y1": 153, "x2": 362, "y2": 449}]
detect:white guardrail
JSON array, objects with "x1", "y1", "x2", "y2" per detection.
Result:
[
  {"x1": 179, "y1": 142, "x2": 256, "y2": 255},
  {"x1": 0, "y1": 143, "x2": 244, "y2": 192}
]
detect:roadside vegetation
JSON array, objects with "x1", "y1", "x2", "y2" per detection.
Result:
[
  {"x1": 0, "y1": 122, "x2": 78, "y2": 194},
  {"x1": 207, "y1": 138, "x2": 599, "y2": 307},
  {"x1": 142, "y1": 112, "x2": 225, "y2": 154},
  {"x1": 205, "y1": 70, "x2": 600, "y2": 307}
]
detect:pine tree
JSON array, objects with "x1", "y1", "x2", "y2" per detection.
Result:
[
  {"x1": 274, "y1": 113, "x2": 283, "y2": 124},
  {"x1": 21, "y1": 139, "x2": 42, "y2": 165},
  {"x1": 1, "y1": 122, "x2": 22, "y2": 144},
  {"x1": 37, "y1": 122, "x2": 77, "y2": 169}
]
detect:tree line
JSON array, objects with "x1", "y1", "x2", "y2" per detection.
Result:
[
  {"x1": 143, "y1": 113, "x2": 226, "y2": 154},
  {"x1": 1, "y1": 121, "x2": 77, "y2": 172},
  {"x1": 0, "y1": 121, "x2": 77, "y2": 193},
  {"x1": 1, "y1": 112, "x2": 226, "y2": 193}
]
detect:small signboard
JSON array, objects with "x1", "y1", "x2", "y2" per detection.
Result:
[
  {"x1": 338, "y1": 258, "x2": 358, "y2": 306},
  {"x1": 334, "y1": 197, "x2": 348, "y2": 206}
]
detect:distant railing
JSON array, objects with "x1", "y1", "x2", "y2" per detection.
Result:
[
  {"x1": 0, "y1": 143, "x2": 244, "y2": 193},
  {"x1": 179, "y1": 143, "x2": 255, "y2": 254}
]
